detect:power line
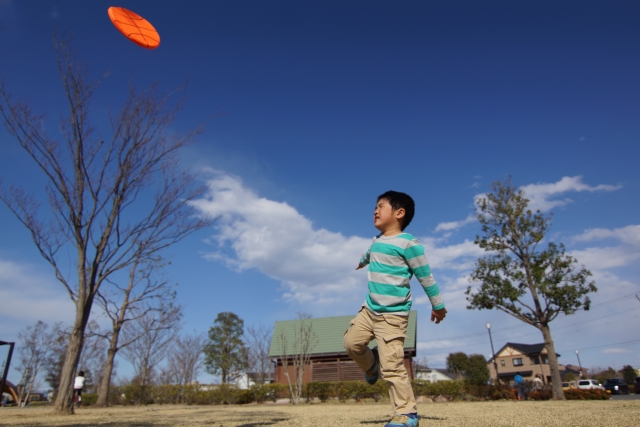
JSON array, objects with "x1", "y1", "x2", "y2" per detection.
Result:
[
  {"x1": 568, "y1": 338, "x2": 640, "y2": 353},
  {"x1": 589, "y1": 291, "x2": 640, "y2": 309},
  {"x1": 426, "y1": 306, "x2": 640, "y2": 347}
]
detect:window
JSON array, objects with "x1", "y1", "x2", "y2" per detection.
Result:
[
  {"x1": 513, "y1": 358, "x2": 524, "y2": 366},
  {"x1": 500, "y1": 360, "x2": 505, "y2": 367},
  {"x1": 531, "y1": 356, "x2": 540, "y2": 365},
  {"x1": 541, "y1": 356, "x2": 548, "y2": 364}
]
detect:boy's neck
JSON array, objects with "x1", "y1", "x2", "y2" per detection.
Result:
[{"x1": 379, "y1": 225, "x2": 403, "y2": 236}]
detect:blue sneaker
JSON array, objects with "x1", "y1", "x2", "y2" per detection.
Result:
[
  {"x1": 384, "y1": 414, "x2": 419, "y2": 427},
  {"x1": 364, "y1": 346, "x2": 379, "y2": 385}
]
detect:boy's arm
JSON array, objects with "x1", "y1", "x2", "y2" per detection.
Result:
[
  {"x1": 406, "y1": 239, "x2": 446, "y2": 321},
  {"x1": 355, "y1": 248, "x2": 371, "y2": 270}
]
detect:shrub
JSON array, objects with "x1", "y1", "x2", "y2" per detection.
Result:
[
  {"x1": 80, "y1": 393, "x2": 98, "y2": 406},
  {"x1": 305, "y1": 382, "x2": 333, "y2": 402},
  {"x1": 528, "y1": 390, "x2": 552, "y2": 400},
  {"x1": 153, "y1": 384, "x2": 181, "y2": 404},
  {"x1": 236, "y1": 389, "x2": 255, "y2": 404},
  {"x1": 122, "y1": 384, "x2": 154, "y2": 405},
  {"x1": 564, "y1": 388, "x2": 609, "y2": 400},
  {"x1": 411, "y1": 380, "x2": 464, "y2": 398}
]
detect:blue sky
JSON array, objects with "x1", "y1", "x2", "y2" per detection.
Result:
[{"x1": 1, "y1": 1, "x2": 639, "y2": 386}]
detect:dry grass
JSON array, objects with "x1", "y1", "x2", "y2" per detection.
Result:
[{"x1": 1, "y1": 400, "x2": 639, "y2": 427}]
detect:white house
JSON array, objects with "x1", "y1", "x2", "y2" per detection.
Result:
[{"x1": 414, "y1": 367, "x2": 456, "y2": 383}]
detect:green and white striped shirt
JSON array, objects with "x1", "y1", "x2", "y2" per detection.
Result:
[{"x1": 359, "y1": 233, "x2": 444, "y2": 315}]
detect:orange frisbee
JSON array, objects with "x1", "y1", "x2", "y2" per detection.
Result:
[{"x1": 108, "y1": 6, "x2": 160, "y2": 49}]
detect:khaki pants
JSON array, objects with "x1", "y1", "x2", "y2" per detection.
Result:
[{"x1": 343, "y1": 307, "x2": 417, "y2": 415}]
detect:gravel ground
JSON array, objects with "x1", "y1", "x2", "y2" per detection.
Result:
[{"x1": 1, "y1": 400, "x2": 639, "y2": 427}]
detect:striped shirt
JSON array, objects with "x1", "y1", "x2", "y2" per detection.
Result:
[{"x1": 359, "y1": 233, "x2": 444, "y2": 315}]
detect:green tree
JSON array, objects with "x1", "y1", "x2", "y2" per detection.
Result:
[
  {"x1": 466, "y1": 354, "x2": 491, "y2": 387},
  {"x1": 466, "y1": 179, "x2": 597, "y2": 400},
  {"x1": 204, "y1": 312, "x2": 248, "y2": 384},
  {"x1": 446, "y1": 352, "x2": 470, "y2": 380},
  {"x1": 622, "y1": 365, "x2": 635, "y2": 385},
  {"x1": 593, "y1": 367, "x2": 617, "y2": 385}
]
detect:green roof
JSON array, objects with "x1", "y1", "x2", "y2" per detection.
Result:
[{"x1": 268, "y1": 311, "x2": 417, "y2": 358}]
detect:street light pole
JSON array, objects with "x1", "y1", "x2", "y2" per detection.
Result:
[
  {"x1": 486, "y1": 323, "x2": 500, "y2": 385},
  {"x1": 575, "y1": 350, "x2": 583, "y2": 379}
]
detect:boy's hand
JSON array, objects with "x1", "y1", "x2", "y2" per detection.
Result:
[
  {"x1": 431, "y1": 307, "x2": 447, "y2": 324},
  {"x1": 356, "y1": 254, "x2": 364, "y2": 270}
]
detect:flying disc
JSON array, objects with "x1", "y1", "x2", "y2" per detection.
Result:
[{"x1": 108, "y1": 6, "x2": 160, "y2": 49}]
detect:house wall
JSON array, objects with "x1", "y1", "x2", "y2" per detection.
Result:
[
  {"x1": 415, "y1": 370, "x2": 453, "y2": 382},
  {"x1": 487, "y1": 346, "x2": 554, "y2": 384},
  {"x1": 274, "y1": 353, "x2": 414, "y2": 385}
]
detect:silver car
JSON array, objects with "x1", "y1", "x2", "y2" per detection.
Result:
[{"x1": 577, "y1": 379, "x2": 604, "y2": 391}]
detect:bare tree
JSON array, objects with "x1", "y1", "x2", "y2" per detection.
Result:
[
  {"x1": 16, "y1": 321, "x2": 53, "y2": 406},
  {"x1": 245, "y1": 324, "x2": 273, "y2": 384},
  {"x1": 278, "y1": 313, "x2": 318, "y2": 405},
  {"x1": 77, "y1": 321, "x2": 109, "y2": 394},
  {"x1": 163, "y1": 333, "x2": 205, "y2": 388},
  {"x1": 42, "y1": 323, "x2": 68, "y2": 396},
  {"x1": 120, "y1": 306, "x2": 181, "y2": 389},
  {"x1": 0, "y1": 39, "x2": 210, "y2": 413},
  {"x1": 93, "y1": 258, "x2": 178, "y2": 406}
]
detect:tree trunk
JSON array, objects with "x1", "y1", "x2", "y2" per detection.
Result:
[
  {"x1": 540, "y1": 324, "x2": 565, "y2": 400},
  {"x1": 53, "y1": 300, "x2": 92, "y2": 414},
  {"x1": 94, "y1": 344, "x2": 118, "y2": 407}
]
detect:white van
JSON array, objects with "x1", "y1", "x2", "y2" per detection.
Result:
[{"x1": 577, "y1": 379, "x2": 604, "y2": 391}]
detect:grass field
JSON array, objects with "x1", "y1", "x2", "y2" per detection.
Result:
[{"x1": 1, "y1": 400, "x2": 639, "y2": 427}]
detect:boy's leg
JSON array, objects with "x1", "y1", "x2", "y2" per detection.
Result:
[
  {"x1": 343, "y1": 308, "x2": 376, "y2": 372},
  {"x1": 374, "y1": 314, "x2": 417, "y2": 416}
]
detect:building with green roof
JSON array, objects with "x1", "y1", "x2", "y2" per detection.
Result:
[{"x1": 268, "y1": 311, "x2": 417, "y2": 384}]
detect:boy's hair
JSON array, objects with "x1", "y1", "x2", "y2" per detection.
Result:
[{"x1": 377, "y1": 190, "x2": 415, "y2": 230}]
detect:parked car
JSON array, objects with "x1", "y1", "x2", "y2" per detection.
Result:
[
  {"x1": 577, "y1": 379, "x2": 604, "y2": 390},
  {"x1": 603, "y1": 378, "x2": 630, "y2": 395},
  {"x1": 634, "y1": 377, "x2": 640, "y2": 394},
  {"x1": 562, "y1": 381, "x2": 576, "y2": 390}
]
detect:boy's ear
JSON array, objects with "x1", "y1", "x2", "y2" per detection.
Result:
[{"x1": 394, "y1": 208, "x2": 406, "y2": 220}]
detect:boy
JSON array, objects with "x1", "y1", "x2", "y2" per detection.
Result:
[
  {"x1": 344, "y1": 191, "x2": 447, "y2": 427},
  {"x1": 73, "y1": 371, "x2": 85, "y2": 406}
]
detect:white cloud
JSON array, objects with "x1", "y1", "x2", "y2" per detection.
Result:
[
  {"x1": 573, "y1": 225, "x2": 640, "y2": 247},
  {"x1": 570, "y1": 246, "x2": 640, "y2": 270},
  {"x1": 519, "y1": 176, "x2": 621, "y2": 212},
  {"x1": 417, "y1": 340, "x2": 458, "y2": 351},
  {"x1": 569, "y1": 224, "x2": 640, "y2": 271},
  {"x1": 190, "y1": 171, "x2": 370, "y2": 310},
  {"x1": 0, "y1": 258, "x2": 73, "y2": 337},
  {"x1": 435, "y1": 214, "x2": 476, "y2": 232}
]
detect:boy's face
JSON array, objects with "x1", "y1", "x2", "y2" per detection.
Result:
[{"x1": 374, "y1": 198, "x2": 405, "y2": 233}]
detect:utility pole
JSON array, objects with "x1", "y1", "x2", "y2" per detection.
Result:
[
  {"x1": 486, "y1": 323, "x2": 500, "y2": 385},
  {"x1": 575, "y1": 350, "x2": 583, "y2": 380}
]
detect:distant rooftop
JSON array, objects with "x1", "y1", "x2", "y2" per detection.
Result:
[{"x1": 268, "y1": 311, "x2": 417, "y2": 358}]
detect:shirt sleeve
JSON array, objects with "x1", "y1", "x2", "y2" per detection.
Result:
[
  {"x1": 405, "y1": 238, "x2": 445, "y2": 310},
  {"x1": 359, "y1": 245, "x2": 371, "y2": 268}
]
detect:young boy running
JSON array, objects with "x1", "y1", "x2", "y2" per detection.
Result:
[{"x1": 344, "y1": 191, "x2": 447, "y2": 427}]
